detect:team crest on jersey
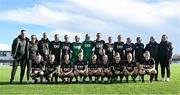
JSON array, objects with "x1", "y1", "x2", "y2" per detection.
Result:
[
  {"x1": 64, "y1": 68, "x2": 70, "y2": 71},
  {"x1": 63, "y1": 46, "x2": 69, "y2": 49},
  {"x1": 97, "y1": 44, "x2": 103, "y2": 48},
  {"x1": 54, "y1": 45, "x2": 60, "y2": 48},
  {"x1": 127, "y1": 67, "x2": 133, "y2": 70},
  {"x1": 74, "y1": 46, "x2": 81, "y2": 49},
  {"x1": 78, "y1": 65, "x2": 84, "y2": 69},
  {"x1": 117, "y1": 45, "x2": 123, "y2": 49},
  {"x1": 108, "y1": 47, "x2": 113, "y2": 51},
  {"x1": 126, "y1": 47, "x2": 132, "y2": 51},
  {"x1": 85, "y1": 44, "x2": 91, "y2": 47}
]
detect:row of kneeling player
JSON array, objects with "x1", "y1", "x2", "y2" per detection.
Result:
[{"x1": 30, "y1": 51, "x2": 157, "y2": 84}]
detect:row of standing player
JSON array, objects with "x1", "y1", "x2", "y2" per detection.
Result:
[
  {"x1": 9, "y1": 30, "x2": 173, "y2": 84},
  {"x1": 30, "y1": 50, "x2": 157, "y2": 84}
]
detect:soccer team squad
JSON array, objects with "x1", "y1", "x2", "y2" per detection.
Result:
[{"x1": 9, "y1": 30, "x2": 173, "y2": 84}]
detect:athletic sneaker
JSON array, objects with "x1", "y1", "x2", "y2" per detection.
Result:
[
  {"x1": 67, "y1": 78, "x2": 71, "y2": 83},
  {"x1": 161, "y1": 78, "x2": 165, "y2": 82},
  {"x1": 80, "y1": 78, "x2": 83, "y2": 83},
  {"x1": 32, "y1": 79, "x2": 35, "y2": 84},
  {"x1": 89, "y1": 80, "x2": 92, "y2": 83},
  {"x1": 166, "y1": 78, "x2": 170, "y2": 82},
  {"x1": 138, "y1": 76, "x2": 141, "y2": 81},
  {"x1": 101, "y1": 80, "x2": 105, "y2": 83},
  {"x1": 27, "y1": 80, "x2": 30, "y2": 84},
  {"x1": 44, "y1": 79, "x2": 48, "y2": 83}
]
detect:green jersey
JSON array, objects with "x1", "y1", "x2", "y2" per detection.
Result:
[
  {"x1": 71, "y1": 42, "x2": 83, "y2": 62},
  {"x1": 82, "y1": 40, "x2": 94, "y2": 61}
]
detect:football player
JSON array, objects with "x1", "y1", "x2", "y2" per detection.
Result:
[
  {"x1": 100, "y1": 55, "x2": 113, "y2": 83},
  {"x1": 74, "y1": 52, "x2": 88, "y2": 83},
  {"x1": 61, "y1": 35, "x2": 72, "y2": 61},
  {"x1": 59, "y1": 54, "x2": 74, "y2": 83},
  {"x1": 82, "y1": 34, "x2": 94, "y2": 62},
  {"x1": 51, "y1": 34, "x2": 61, "y2": 65},
  {"x1": 114, "y1": 35, "x2": 125, "y2": 60},
  {"x1": 94, "y1": 33, "x2": 105, "y2": 63},
  {"x1": 88, "y1": 54, "x2": 101, "y2": 83},
  {"x1": 124, "y1": 53, "x2": 138, "y2": 83},
  {"x1": 31, "y1": 54, "x2": 45, "y2": 84},
  {"x1": 139, "y1": 51, "x2": 157, "y2": 82},
  {"x1": 124, "y1": 37, "x2": 135, "y2": 60},
  {"x1": 104, "y1": 36, "x2": 114, "y2": 63},
  {"x1": 71, "y1": 35, "x2": 83, "y2": 63},
  {"x1": 112, "y1": 53, "x2": 125, "y2": 83},
  {"x1": 44, "y1": 54, "x2": 59, "y2": 83}
]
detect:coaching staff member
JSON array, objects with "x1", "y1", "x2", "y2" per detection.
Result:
[
  {"x1": 38, "y1": 32, "x2": 51, "y2": 63},
  {"x1": 159, "y1": 34, "x2": 173, "y2": 82},
  {"x1": 145, "y1": 36, "x2": 159, "y2": 81},
  {"x1": 10, "y1": 30, "x2": 29, "y2": 84}
]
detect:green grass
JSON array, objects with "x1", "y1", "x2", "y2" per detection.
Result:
[{"x1": 0, "y1": 64, "x2": 180, "y2": 94}]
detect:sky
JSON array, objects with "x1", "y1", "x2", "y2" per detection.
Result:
[{"x1": 0, "y1": 0, "x2": 179, "y2": 54}]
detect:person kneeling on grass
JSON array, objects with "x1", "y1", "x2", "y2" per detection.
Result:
[
  {"x1": 44, "y1": 54, "x2": 59, "y2": 84},
  {"x1": 112, "y1": 53, "x2": 125, "y2": 83},
  {"x1": 124, "y1": 53, "x2": 138, "y2": 83},
  {"x1": 100, "y1": 54, "x2": 113, "y2": 83},
  {"x1": 139, "y1": 50, "x2": 157, "y2": 83},
  {"x1": 31, "y1": 54, "x2": 45, "y2": 84},
  {"x1": 74, "y1": 52, "x2": 88, "y2": 83},
  {"x1": 59, "y1": 54, "x2": 74, "y2": 83},
  {"x1": 88, "y1": 54, "x2": 101, "y2": 83}
]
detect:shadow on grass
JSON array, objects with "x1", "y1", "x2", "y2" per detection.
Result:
[{"x1": 0, "y1": 80, "x2": 138, "y2": 85}]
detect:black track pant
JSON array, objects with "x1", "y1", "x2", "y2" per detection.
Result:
[
  {"x1": 154, "y1": 59, "x2": 159, "y2": 80},
  {"x1": 10, "y1": 58, "x2": 26, "y2": 83},
  {"x1": 160, "y1": 60, "x2": 170, "y2": 78},
  {"x1": 27, "y1": 59, "x2": 34, "y2": 80}
]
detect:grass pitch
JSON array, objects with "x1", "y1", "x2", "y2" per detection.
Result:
[{"x1": 0, "y1": 64, "x2": 180, "y2": 94}]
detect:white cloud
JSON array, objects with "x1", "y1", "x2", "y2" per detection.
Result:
[
  {"x1": 52, "y1": 30, "x2": 85, "y2": 42},
  {"x1": 0, "y1": 5, "x2": 108, "y2": 32},
  {"x1": 0, "y1": 0, "x2": 179, "y2": 31},
  {"x1": 0, "y1": 44, "x2": 11, "y2": 51},
  {"x1": 0, "y1": 0, "x2": 179, "y2": 52},
  {"x1": 0, "y1": 5, "x2": 69, "y2": 29},
  {"x1": 69, "y1": 0, "x2": 180, "y2": 27}
]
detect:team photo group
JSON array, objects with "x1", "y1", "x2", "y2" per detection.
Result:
[{"x1": 9, "y1": 30, "x2": 173, "y2": 84}]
